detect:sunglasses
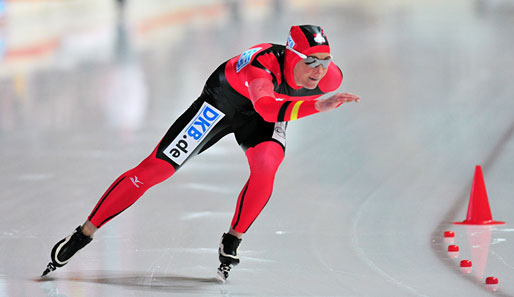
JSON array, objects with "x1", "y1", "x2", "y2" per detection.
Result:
[{"x1": 286, "y1": 46, "x2": 332, "y2": 69}]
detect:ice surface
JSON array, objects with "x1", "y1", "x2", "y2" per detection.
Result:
[{"x1": 1, "y1": 0, "x2": 513, "y2": 296}]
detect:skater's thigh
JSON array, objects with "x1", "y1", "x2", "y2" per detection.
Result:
[{"x1": 155, "y1": 97, "x2": 233, "y2": 170}]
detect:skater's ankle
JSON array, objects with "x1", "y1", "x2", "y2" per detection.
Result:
[
  {"x1": 228, "y1": 228, "x2": 243, "y2": 239},
  {"x1": 81, "y1": 220, "x2": 97, "y2": 238}
]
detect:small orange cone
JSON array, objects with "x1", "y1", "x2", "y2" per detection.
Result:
[{"x1": 454, "y1": 165, "x2": 505, "y2": 225}]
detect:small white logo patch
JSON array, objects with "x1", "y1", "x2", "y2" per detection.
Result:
[
  {"x1": 163, "y1": 102, "x2": 225, "y2": 165},
  {"x1": 236, "y1": 47, "x2": 261, "y2": 73},
  {"x1": 272, "y1": 122, "x2": 286, "y2": 147},
  {"x1": 130, "y1": 176, "x2": 143, "y2": 188},
  {"x1": 313, "y1": 33, "x2": 326, "y2": 44}
]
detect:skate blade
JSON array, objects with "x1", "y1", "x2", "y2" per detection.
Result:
[
  {"x1": 41, "y1": 263, "x2": 55, "y2": 278},
  {"x1": 216, "y1": 264, "x2": 230, "y2": 283},
  {"x1": 216, "y1": 270, "x2": 227, "y2": 283},
  {"x1": 41, "y1": 269, "x2": 51, "y2": 278}
]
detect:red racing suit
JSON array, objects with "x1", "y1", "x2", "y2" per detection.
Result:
[{"x1": 88, "y1": 43, "x2": 342, "y2": 233}]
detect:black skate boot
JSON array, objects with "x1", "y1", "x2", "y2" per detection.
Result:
[
  {"x1": 216, "y1": 233, "x2": 242, "y2": 282},
  {"x1": 41, "y1": 226, "x2": 93, "y2": 277}
]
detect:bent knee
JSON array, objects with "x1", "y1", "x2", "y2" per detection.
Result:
[{"x1": 246, "y1": 141, "x2": 284, "y2": 173}]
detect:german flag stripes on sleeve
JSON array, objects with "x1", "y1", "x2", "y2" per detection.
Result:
[{"x1": 253, "y1": 96, "x2": 319, "y2": 122}]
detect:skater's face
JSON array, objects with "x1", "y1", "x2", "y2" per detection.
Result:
[{"x1": 293, "y1": 52, "x2": 331, "y2": 89}]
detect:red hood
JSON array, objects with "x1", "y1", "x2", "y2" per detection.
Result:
[{"x1": 284, "y1": 25, "x2": 331, "y2": 89}]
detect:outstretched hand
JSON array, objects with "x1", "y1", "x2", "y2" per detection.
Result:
[{"x1": 314, "y1": 93, "x2": 360, "y2": 112}]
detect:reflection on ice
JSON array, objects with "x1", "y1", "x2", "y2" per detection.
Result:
[
  {"x1": 39, "y1": 271, "x2": 218, "y2": 294},
  {"x1": 464, "y1": 225, "x2": 492, "y2": 281},
  {"x1": 39, "y1": 280, "x2": 69, "y2": 297},
  {"x1": 180, "y1": 211, "x2": 232, "y2": 221}
]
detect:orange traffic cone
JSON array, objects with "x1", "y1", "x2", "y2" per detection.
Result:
[{"x1": 454, "y1": 165, "x2": 505, "y2": 225}]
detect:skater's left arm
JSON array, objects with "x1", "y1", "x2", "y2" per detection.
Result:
[
  {"x1": 249, "y1": 78, "x2": 320, "y2": 122},
  {"x1": 314, "y1": 92, "x2": 360, "y2": 112},
  {"x1": 249, "y1": 78, "x2": 359, "y2": 122}
]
